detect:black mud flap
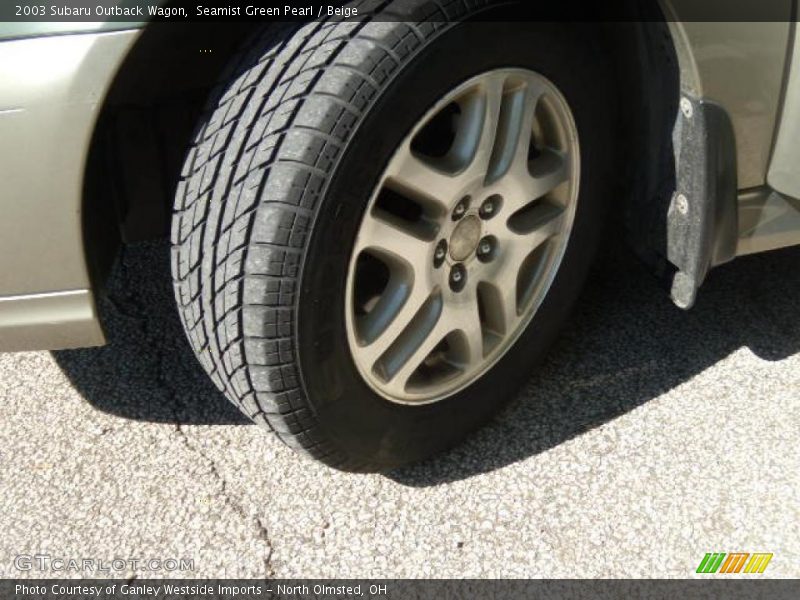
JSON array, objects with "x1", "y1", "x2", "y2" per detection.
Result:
[{"x1": 667, "y1": 97, "x2": 738, "y2": 309}]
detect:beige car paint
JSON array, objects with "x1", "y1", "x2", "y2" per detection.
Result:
[
  {"x1": 0, "y1": 30, "x2": 139, "y2": 351},
  {"x1": 664, "y1": 6, "x2": 792, "y2": 188},
  {"x1": 0, "y1": 290, "x2": 103, "y2": 352},
  {"x1": 768, "y1": 25, "x2": 800, "y2": 200},
  {"x1": 738, "y1": 188, "x2": 800, "y2": 255}
]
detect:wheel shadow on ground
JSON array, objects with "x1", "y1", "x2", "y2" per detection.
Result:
[
  {"x1": 53, "y1": 241, "x2": 249, "y2": 425},
  {"x1": 53, "y1": 240, "x2": 800, "y2": 480},
  {"x1": 390, "y1": 243, "x2": 800, "y2": 486}
]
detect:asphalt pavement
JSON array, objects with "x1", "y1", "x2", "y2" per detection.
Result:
[{"x1": 1, "y1": 240, "x2": 798, "y2": 578}]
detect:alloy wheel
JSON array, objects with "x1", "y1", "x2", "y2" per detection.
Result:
[{"x1": 345, "y1": 68, "x2": 580, "y2": 404}]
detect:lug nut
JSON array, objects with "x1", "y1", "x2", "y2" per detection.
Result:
[
  {"x1": 477, "y1": 236, "x2": 496, "y2": 263},
  {"x1": 433, "y1": 240, "x2": 447, "y2": 268},
  {"x1": 449, "y1": 264, "x2": 466, "y2": 292},
  {"x1": 452, "y1": 197, "x2": 470, "y2": 221},
  {"x1": 479, "y1": 195, "x2": 502, "y2": 220}
]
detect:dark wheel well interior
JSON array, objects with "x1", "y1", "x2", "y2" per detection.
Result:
[
  {"x1": 82, "y1": 13, "x2": 678, "y2": 293},
  {"x1": 82, "y1": 21, "x2": 262, "y2": 288}
]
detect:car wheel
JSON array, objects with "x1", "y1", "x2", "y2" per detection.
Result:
[{"x1": 171, "y1": 10, "x2": 613, "y2": 471}]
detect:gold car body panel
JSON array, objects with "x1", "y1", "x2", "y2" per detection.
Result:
[
  {"x1": 768, "y1": 23, "x2": 800, "y2": 200},
  {"x1": 664, "y1": 4, "x2": 792, "y2": 189},
  {"x1": 0, "y1": 30, "x2": 139, "y2": 351},
  {"x1": 0, "y1": 290, "x2": 103, "y2": 352}
]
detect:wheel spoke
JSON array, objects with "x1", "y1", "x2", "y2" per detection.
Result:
[
  {"x1": 463, "y1": 72, "x2": 507, "y2": 182},
  {"x1": 386, "y1": 73, "x2": 508, "y2": 207},
  {"x1": 385, "y1": 144, "x2": 462, "y2": 213},
  {"x1": 450, "y1": 297, "x2": 485, "y2": 368},
  {"x1": 507, "y1": 200, "x2": 566, "y2": 245},
  {"x1": 505, "y1": 148, "x2": 570, "y2": 215},
  {"x1": 484, "y1": 77, "x2": 544, "y2": 185},
  {"x1": 491, "y1": 206, "x2": 564, "y2": 332},
  {"x1": 528, "y1": 148, "x2": 570, "y2": 202},
  {"x1": 388, "y1": 296, "x2": 489, "y2": 395},
  {"x1": 353, "y1": 209, "x2": 432, "y2": 268},
  {"x1": 510, "y1": 82, "x2": 544, "y2": 173},
  {"x1": 486, "y1": 242, "x2": 526, "y2": 334},
  {"x1": 355, "y1": 279, "x2": 437, "y2": 365},
  {"x1": 381, "y1": 306, "x2": 449, "y2": 397}
]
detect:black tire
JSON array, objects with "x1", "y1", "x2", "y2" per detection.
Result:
[{"x1": 171, "y1": 7, "x2": 614, "y2": 471}]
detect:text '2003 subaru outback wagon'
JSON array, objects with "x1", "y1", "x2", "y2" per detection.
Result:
[{"x1": 1, "y1": 0, "x2": 799, "y2": 471}]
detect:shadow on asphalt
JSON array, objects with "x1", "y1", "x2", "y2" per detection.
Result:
[
  {"x1": 54, "y1": 240, "x2": 800, "y2": 482},
  {"x1": 393, "y1": 243, "x2": 800, "y2": 486},
  {"x1": 53, "y1": 241, "x2": 249, "y2": 426}
]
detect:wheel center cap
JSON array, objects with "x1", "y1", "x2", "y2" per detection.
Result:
[{"x1": 449, "y1": 215, "x2": 482, "y2": 261}]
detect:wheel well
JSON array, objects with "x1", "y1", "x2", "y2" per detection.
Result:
[
  {"x1": 82, "y1": 14, "x2": 679, "y2": 289},
  {"x1": 599, "y1": 20, "x2": 681, "y2": 279},
  {"x1": 82, "y1": 21, "x2": 261, "y2": 286}
]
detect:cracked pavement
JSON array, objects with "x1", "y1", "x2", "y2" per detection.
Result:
[{"x1": 0, "y1": 240, "x2": 798, "y2": 578}]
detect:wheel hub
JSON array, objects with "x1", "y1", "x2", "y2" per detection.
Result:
[{"x1": 448, "y1": 215, "x2": 482, "y2": 262}]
